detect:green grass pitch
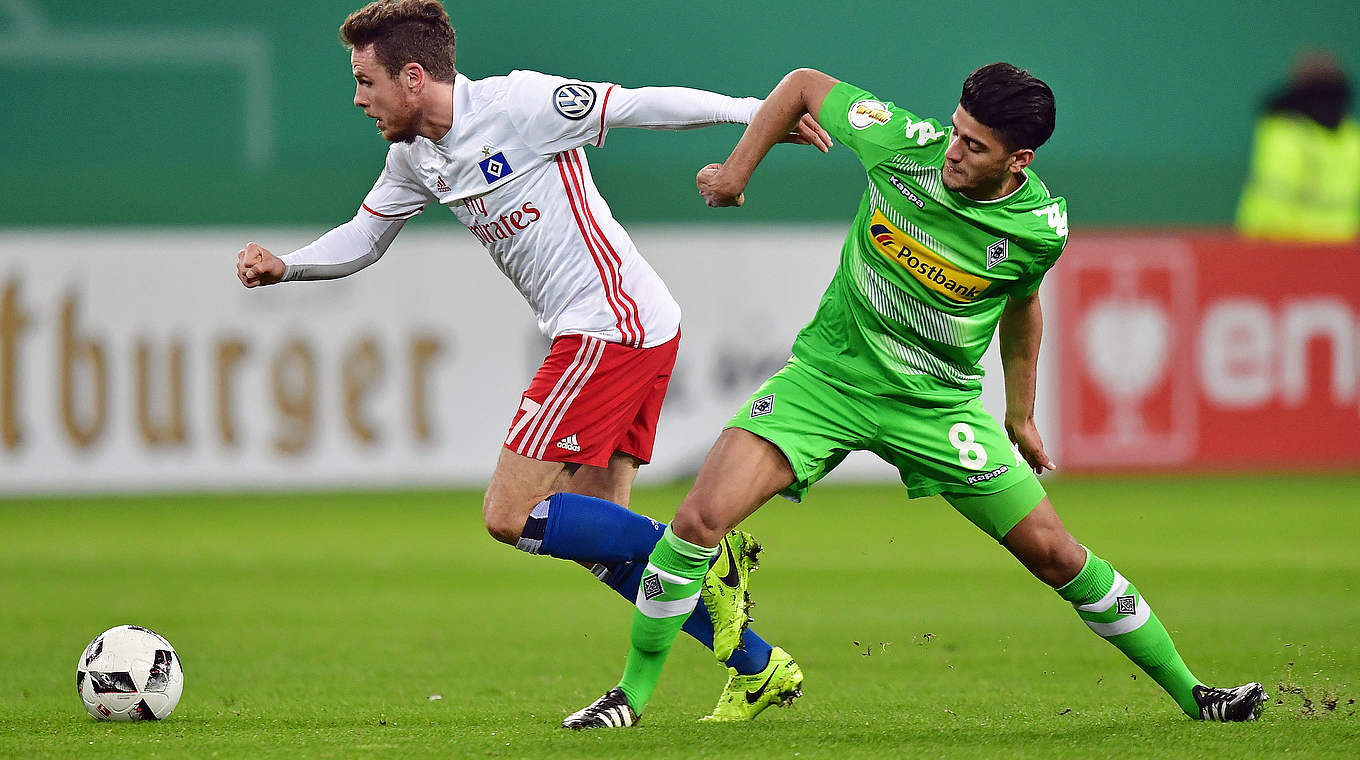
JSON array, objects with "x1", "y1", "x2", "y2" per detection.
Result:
[{"x1": 2, "y1": 473, "x2": 1357, "y2": 758}]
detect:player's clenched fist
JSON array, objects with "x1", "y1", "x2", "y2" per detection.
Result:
[
  {"x1": 236, "y1": 242, "x2": 286, "y2": 288},
  {"x1": 696, "y1": 164, "x2": 745, "y2": 208}
]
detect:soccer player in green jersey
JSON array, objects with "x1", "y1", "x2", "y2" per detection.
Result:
[{"x1": 563, "y1": 63, "x2": 1267, "y2": 729}]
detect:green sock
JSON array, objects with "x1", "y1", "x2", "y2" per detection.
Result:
[
  {"x1": 1057, "y1": 547, "x2": 1203, "y2": 717},
  {"x1": 616, "y1": 527, "x2": 717, "y2": 713}
]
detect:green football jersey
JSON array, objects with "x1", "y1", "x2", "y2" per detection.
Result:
[{"x1": 791, "y1": 81, "x2": 1069, "y2": 402}]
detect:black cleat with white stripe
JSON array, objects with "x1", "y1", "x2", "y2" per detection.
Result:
[
  {"x1": 1193, "y1": 682, "x2": 1267, "y2": 721},
  {"x1": 562, "y1": 687, "x2": 639, "y2": 730}
]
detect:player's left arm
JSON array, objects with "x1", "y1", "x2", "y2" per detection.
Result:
[
  {"x1": 697, "y1": 68, "x2": 840, "y2": 207},
  {"x1": 998, "y1": 289, "x2": 1056, "y2": 474},
  {"x1": 505, "y1": 71, "x2": 828, "y2": 155},
  {"x1": 603, "y1": 86, "x2": 829, "y2": 147}
]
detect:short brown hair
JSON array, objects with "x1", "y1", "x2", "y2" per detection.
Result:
[{"x1": 340, "y1": 0, "x2": 457, "y2": 82}]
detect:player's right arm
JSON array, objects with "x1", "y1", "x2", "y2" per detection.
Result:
[
  {"x1": 697, "y1": 68, "x2": 840, "y2": 207},
  {"x1": 235, "y1": 211, "x2": 409, "y2": 288},
  {"x1": 236, "y1": 147, "x2": 430, "y2": 289}
]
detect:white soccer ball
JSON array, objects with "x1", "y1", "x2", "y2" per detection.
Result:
[{"x1": 76, "y1": 625, "x2": 184, "y2": 721}]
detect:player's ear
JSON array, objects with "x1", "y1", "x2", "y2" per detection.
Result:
[
  {"x1": 402, "y1": 62, "x2": 425, "y2": 94},
  {"x1": 1008, "y1": 148, "x2": 1035, "y2": 173}
]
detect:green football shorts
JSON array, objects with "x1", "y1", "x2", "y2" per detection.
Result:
[{"x1": 727, "y1": 357, "x2": 1046, "y2": 542}]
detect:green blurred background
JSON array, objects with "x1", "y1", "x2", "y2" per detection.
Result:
[{"x1": 3, "y1": 0, "x2": 1359, "y2": 227}]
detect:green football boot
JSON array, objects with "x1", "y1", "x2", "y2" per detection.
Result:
[
  {"x1": 701, "y1": 646, "x2": 804, "y2": 722},
  {"x1": 702, "y1": 529, "x2": 762, "y2": 662}
]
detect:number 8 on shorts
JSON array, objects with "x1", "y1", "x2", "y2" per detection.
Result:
[{"x1": 948, "y1": 422, "x2": 988, "y2": 470}]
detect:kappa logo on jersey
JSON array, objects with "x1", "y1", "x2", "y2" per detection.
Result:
[
  {"x1": 478, "y1": 152, "x2": 513, "y2": 184},
  {"x1": 986, "y1": 239, "x2": 1009, "y2": 269},
  {"x1": 867, "y1": 209, "x2": 992, "y2": 301},
  {"x1": 888, "y1": 175, "x2": 926, "y2": 210},
  {"x1": 751, "y1": 394, "x2": 775, "y2": 418},
  {"x1": 848, "y1": 99, "x2": 892, "y2": 129},
  {"x1": 903, "y1": 116, "x2": 945, "y2": 146},
  {"x1": 1032, "y1": 202, "x2": 1069, "y2": 237},
  {"x1": 435, "y1": 176, "x2": 452, "y2": 194},
  {"x1": 553, "y1": 83, "x2": 597, "y2": 120},
  {"x1": 555, "y1": 434, "x2": 581, "y2": 452}
]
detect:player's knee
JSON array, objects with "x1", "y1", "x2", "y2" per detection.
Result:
[
  {"x1": 1032, "y1": 537, "x2": 1085, "y2": 588},
  {"x1": 484, "y1": 519, "x2": 522, "y2": 545},
  {"x1": 482, "y1": 495, "x2": 526, "y2": 545},
  {"x1": 670, "y1": 501, "x2": 726, "y2": 549}
]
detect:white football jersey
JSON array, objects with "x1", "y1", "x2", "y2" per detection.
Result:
[{"x1": 361, "y1": 70, "x2": 680, "y2": 348}]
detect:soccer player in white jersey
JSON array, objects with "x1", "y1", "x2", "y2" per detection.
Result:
[{"x1": 234, "y1": 0, "x2": 827, "y2": 721}]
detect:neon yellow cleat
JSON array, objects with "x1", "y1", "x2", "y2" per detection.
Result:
[
  {"x1": 702, "y1": 529, "x2": 761, "y2": 662},
  {"x1": 701, "y1": 646, "x2": 803, "y2": 722}
]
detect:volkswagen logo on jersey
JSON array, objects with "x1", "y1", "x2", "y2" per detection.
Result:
[
  {"x1": 478, "y1": 152, "x2": 514, "y2": 184},
  {"x1": 553, "y1": 83, "x2": 597, "y2": 120}
]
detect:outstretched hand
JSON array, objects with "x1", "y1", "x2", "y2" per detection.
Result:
[
  {"x1": 236, "y1": 242, "x2": 286, "y2": 288},
  {"x1": 776, "y1": 113, "x2": 833, "y2": 152},
  {"x1": 1006, "y1": 416, "x2": 1057, "y2": 475}
]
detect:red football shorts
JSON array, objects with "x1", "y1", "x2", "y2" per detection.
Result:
[{"x1": 504, "y1": 332, "x2": 680, "y2": 468}]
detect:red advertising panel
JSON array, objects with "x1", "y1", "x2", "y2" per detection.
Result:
[{"x1": 1056, "y1": 233, "x2": 1360, "y2": 471}]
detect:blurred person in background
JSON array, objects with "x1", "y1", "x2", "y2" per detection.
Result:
[
  {"x1": 234, "y1": 0, "x2": 830, "y2": 721},
  {"x1": 1236, "y1": 50, "x2": 1360, "y2": 242}
]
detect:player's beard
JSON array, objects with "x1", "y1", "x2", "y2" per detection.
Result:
[
  {"x1": 941, "y1": 165, "x2": 966, "y2": 191},
  {"x1": 380, "y1": 105, "x2": 422, "y2": 144},
  {"x1": 942, "y1": 161, "x2": 985, "y2": 192},
  {"x1": 944, "y1": 162, "x2": 1010, "y2": 198}
]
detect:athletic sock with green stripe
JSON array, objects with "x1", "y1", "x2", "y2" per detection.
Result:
[
  {"x1": 616, "y1": 527, "x2": 717, "y2": 713},
  {"x1": 1056, "y1": 546, "x2": 1203, "y2": 717}
]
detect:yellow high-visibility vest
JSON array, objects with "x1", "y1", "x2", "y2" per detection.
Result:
[{"x1": 1236, "y1": 113, "x2": 1360, "y2": 242}]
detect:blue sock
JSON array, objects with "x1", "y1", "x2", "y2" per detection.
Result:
[
  {"x1": 516, "y1": 492, "x2": 776, "y2": 675},
  {"x1": 517, "y1": 492, "x2": 664, "y2": 564},
  {"x1": 601, "y1": 559, "x2": 775, "y2": 676}
]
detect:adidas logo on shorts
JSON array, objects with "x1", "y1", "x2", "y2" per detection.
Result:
[{"x1": 556, "y1": 434, "x2": 582, "y2": 452}]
